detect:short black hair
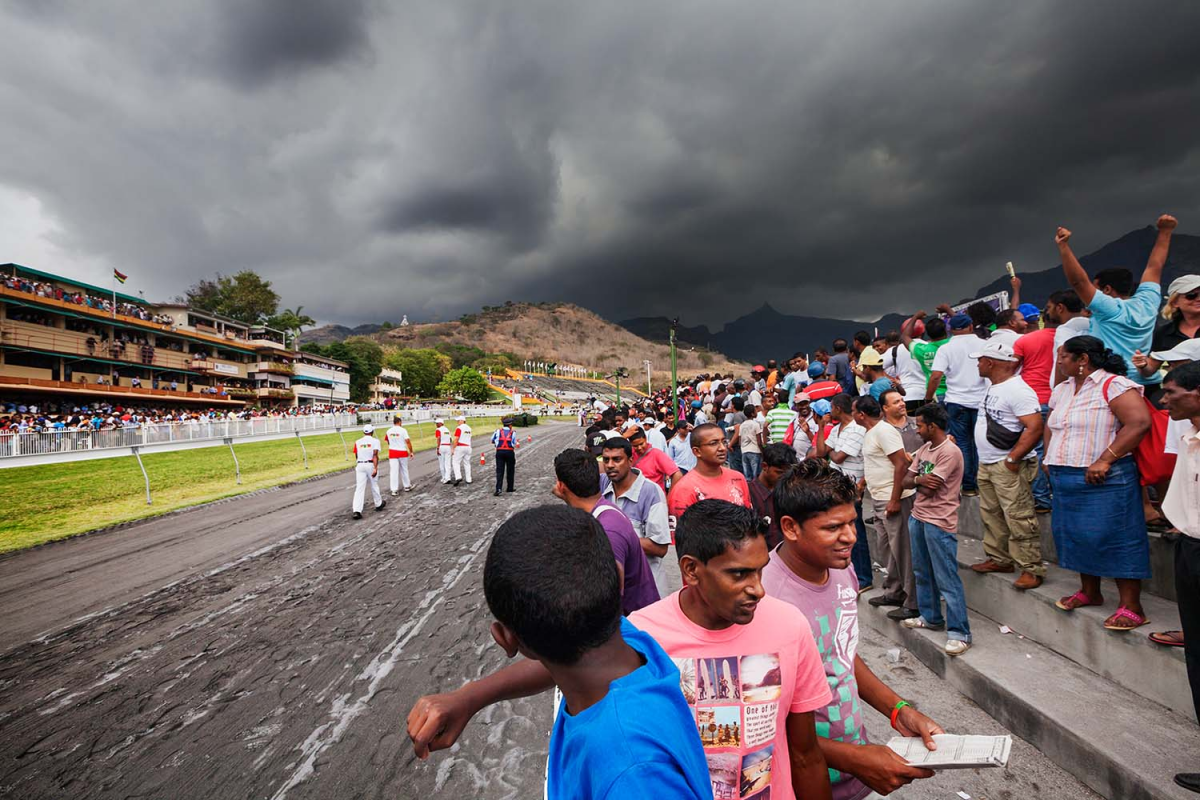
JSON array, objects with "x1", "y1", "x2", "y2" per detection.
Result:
[
  {"x1": 484, "y1": 505, "x2": 620, "y2": 665},
  {"x1": 924, "y1": 317, "x2": 947, "y2": 340},
  {"x1": 554, "y1": 448, "x2": 601, "y2": 497},
  {"x1": 1163, "y1": 360, "x2": 1200, "y2": 391},
  {"x1": 761, "y1": 443, "x2": 798, "y2": 469},
  {"x1": 731, "y1": 396, "x2": 745, "y2": 411},
  {"x1": 832, "y1": 338, "x2": 848, "y2": 353},
  {"x1": 773, "y1": 458, "x2": 858, "y2": 526},
  {"x1": 602, "y1": 436, "x2": 633, "y2": 457},
  {"x1": 854, "y1": 395, "x2": 882, "y2": 419},
  {"x1": 967, "y1": 301, "x2": 996, "y2": 332},
  {"x1": 1048, "y1": 289, "x2": 1084, "y2": 313},
  {"x1": 626, "y1": 426, "x2": 647, "y2": 442},
  {"x1": 830, "y1": 392, "x2": 854, "y2": 415},
  {"x1": 885, "y1": 330, "x2": 901, "y2": 345},
  {"x1": 691, "y1": 421, "x2": 721, "y2": 443},
  {"x1": 915, "y1": 402, "x2": 949, "y2": 430},
  {"x1": 996, "y1": 309, "x2": 1020, "y2": 328},
  {"x1": 1094, "y1": 268, "x2": 1134, "y2": 297},
  {"x1": 853, "y1": 330, "x2": 872, "y2": 347},
  {"x1": 879, "y1": 388, "x2": 904, "y2": 407},
  {"x1": 675, "y1": 499, "x2": 764, "y2": 564}
]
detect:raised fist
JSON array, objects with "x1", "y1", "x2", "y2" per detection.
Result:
[
  {"x1": 936, "y1": 303, "x2": 954, "y2": 316},
  {"x1": 1010, "y1": 276, "x2": 1022, "y2": 290},
  {"x1": 1055, "y1": 227, "x2": 1071, "y2": 245},
  {"x1": 914, "y1": 310, "x2": 928, "y2": 320},
  {"x1": 1131, "y1": 350, "x2": 1149, "y2": 369},
  {"x1": 1158, "y1": 214, "x2": 1178, "y2": 231}
]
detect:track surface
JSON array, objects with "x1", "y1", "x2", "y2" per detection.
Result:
[{"x1": 0, "y1": 423, "x2": 578, "y2": 800}]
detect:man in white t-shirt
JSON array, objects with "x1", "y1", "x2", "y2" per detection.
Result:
[
  {"x1": 384, "y1": 415, "x2": 414, "y2": 494},
  {"x1": 737, "y1": 403, "x2": 764, "y2": 481},
  {"x1": 450, "y1": 415, "x2": 473, "y2": 486},
  {"x1": 967, "y1": 342, "x2": 1046, "y2": 590},
  {"x1": 813, "y1": 392, "x2": 873, "y2": 590},
  {"x1": 882, "y1": 336, "x2": 929, "y2": 412},
  {"x1": 927, "y1": 314, "x2": 990, "y2": 494}
]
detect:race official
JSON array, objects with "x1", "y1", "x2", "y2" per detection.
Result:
[
  {"x1": 384, "y1": 415, "x2": 414, "y2": 495},
  {"x1": 492, "y1": 417, "x2": 517, "y2": 496},
  {"x1": 351, "y1": 425, "x2": 386, "y2": 519},
  {"x1": 451, "y1": 415, "x2": 473, "y2": 486},
  {"x1": 434, "y1": 418, "x2": 453, "y2": 484}
]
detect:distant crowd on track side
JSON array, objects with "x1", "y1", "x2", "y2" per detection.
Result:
[{"x1": 405, "y1": 215, "x2": 1200, "y2": 799}]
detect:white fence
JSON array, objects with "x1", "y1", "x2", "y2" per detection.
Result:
[
  {"x1": 358, "y1": 405, "x2": 532, "y2": 426},
  {"x1": 0, "y1": 413, "x2": 359, "y2": 468}
]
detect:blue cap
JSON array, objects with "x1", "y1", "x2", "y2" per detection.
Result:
[
  {"x1": 1018, "y1": 303, "x2": 1040, "y2": 322},
  {"x1": 691, "y1": 400, "x2": 702, "y2": 409},
  {"x1": 811, "y1": 398, "x2": 833, "y2": 417},
  {"x1": 948, "y1": 314, "x2": 972, "y2": 330},
  {"x1": 807, "y1": 362, "x2": 825, "y2": 378}
]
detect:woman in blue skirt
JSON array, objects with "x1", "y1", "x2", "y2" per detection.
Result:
[{"x1": 1044, "y1": 336, "x2": 1153, "y2": 631}]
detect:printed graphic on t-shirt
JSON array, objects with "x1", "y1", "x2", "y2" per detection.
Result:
[
  {"x1": 833, "y1": 586, "x2": 859, "y2": 673},
  {"x1": 675, "y1": 653, "x2": 782, "y2": 799}
]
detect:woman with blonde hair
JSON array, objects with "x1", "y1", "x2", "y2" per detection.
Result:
[{"x1": 1133, "y1": 274, "x2": 1200, "y2": 380}]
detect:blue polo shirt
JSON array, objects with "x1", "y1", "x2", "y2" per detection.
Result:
[
  {"x1": 1087, "y1": 282, "x2": 1161, "y2": 385},
  {"x1": 547, "y1": 617, "x2": 711, "y2": 800}
]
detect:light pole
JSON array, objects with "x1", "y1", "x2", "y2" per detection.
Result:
[
  {"x1": 669, "y1": 318, "x2": 678, "y2": 421},
  {"x1": 610, "y1": 367, "x2": 629, "y2": 407},
  {"x1": 643, "y1": 360, "x2": 652, "y2": 396}
]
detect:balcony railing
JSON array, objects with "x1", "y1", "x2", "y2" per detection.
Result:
[
  {"x1": 255, "y1": 361, "x2": 295, "y2": 375},
  {"x1": 0, "y1": 375, "x2": 244, "y2": 405},
  {"x1": 256, "y1": 387, "x2": 294, "y2": 399},
  {"x1": 1, "y1": 320, "x2": 193, "y2": 370}
]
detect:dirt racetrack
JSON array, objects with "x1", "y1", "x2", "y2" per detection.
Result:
[{"x1": 0, "y1": 422, "x2": 582, "y2": 799}]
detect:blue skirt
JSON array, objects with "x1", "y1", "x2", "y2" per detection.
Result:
[{"x1": 1048, "y1": 458, "x2": 1151, "y2": 580}]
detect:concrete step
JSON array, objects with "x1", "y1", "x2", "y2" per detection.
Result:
[
  {"x1": 859, "y1": 598, "x2": 1200, "y2": 800},
  {"x1": 952, "y1": 495, "x2": 1177, "y2": 601},
  {"x1": 863, "y1": 522, "x2": 1193, "y2": 723}
]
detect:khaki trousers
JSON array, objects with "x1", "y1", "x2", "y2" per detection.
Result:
[
  {"x1": 978, "y1": 459, "x2": 1043, "y2": 575},
  {"x1": 870, "y1": 493, "x2": 917, "y2": 611}
]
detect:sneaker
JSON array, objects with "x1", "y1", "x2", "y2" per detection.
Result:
[
  {"x1": 868, "y1": 595, "x2": 903, "y2": 608},
  {"x1": 887, "y1": 607, "x2": 921, "y2": 621},
  {"x1": 375, "y1": 499, "x2": 387, "y2": 511},
  {"x1": 493, "y1": 490, "x2": 502, "y2": 497},
  {"x1": 404, "y1": 486, "x2": 413, "y2": 492},
  {"x1": 352, "y1": 511, "x2": 362, "y2": 520},
  {"x1": 902, "y1": 616, "x2": 945, "y2": 631},
  {"x1": 945, "y1": 640, "x2": 971, "y2": 657},
  {"x1": 390, "y1": 490, "x2": 398, "y2": 497},
  {"x1": 466, "y1": 480, "x2": 472, "y2": 484},
  {"x1": 970, "y1": 559, "x2": 1015, "y2": 574},
  {"x1": 1013, "y1": 572, "x2": 1044, "y2": 590},
  {"x1": 453, "y1": 479, "x2": 462, "y2": 487}
]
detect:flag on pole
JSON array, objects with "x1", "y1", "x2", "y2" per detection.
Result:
[{"x1": 113, "y1": 269, "x2": 128, "y2": 284}]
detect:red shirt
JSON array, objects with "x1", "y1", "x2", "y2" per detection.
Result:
[
  {"x1": 667, "y1": 467, "x2": 752, "y2": 536},
  {"x1": 1014, "y1": 327, "x2": 1056, "y2": 404},
  {"x1": 632, "y1": 447, "x2": 680, "y2": 492}
]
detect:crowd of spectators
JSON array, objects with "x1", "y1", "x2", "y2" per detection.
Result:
[
  {"x1": 3, "y1": 272, "x2": 174, "y2": 324},
  {"x1": 0, "y1": 400, "x2": 366, "y2": 434}
]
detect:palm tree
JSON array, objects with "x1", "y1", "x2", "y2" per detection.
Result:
[{"x1": 278, "y1": 306, "x2": 315, "y2": 351}]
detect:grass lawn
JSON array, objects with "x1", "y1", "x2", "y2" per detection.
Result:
[{"x1": 0, "y1": 416, "x2": 574, "y2": 554}]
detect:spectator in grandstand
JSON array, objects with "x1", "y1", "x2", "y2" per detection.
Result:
[
  {"x1": 1056, "y1": 215, "x2": 1177, "y2": 387},
  {"x1": 735, "y1": 402, "x2": 764, "y2": 480},
  {"x1": 989, "y1": 309, "x2": 1027, "y2": 348},
  {"x1": 857, "y1": 347, "x2": 896, "y2": 402},
  {"x1": 967, "y1": 342, "x2": 1045, "y2": 590},
  {"x1": 1045, "y1": 336, "x2": 1153, "y2": 631},
  {"x1": 1014, "y1": 299, "x2": 1061, "y2": 512},
  {"x1": 927, "y1": 313, "x2": 989, "y2": 494},
  {"x1": 626, "y1": 427, "x2": 682, "y2": 493},
  {"x1": 666, "y1": 420, "x2": 696, "y2": 474},
  {"x1": 1134, "y1": 274, "x2": 1200, "y2": 388},
  {"x1": 599, "y1": 437, "x2": 673, "y2": 597},
  {"x1": 828, "y1": 338, "x2": 856, "y2": 396},
  {"x1": 882, "y1": 330, "x2": 929, "y2": 413},
  {"x1": 785, "y1": 393, "x2": 820, "y2": 459}
]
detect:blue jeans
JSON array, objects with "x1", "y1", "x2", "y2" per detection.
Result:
[
  {"x1": 908, "y1": 517, "x2": 972, "y2": 642},
  {"x1": 741, "y1": 452, "x2": 762, "y2": 481},
  {"x1": 852, "y1": 500, "x2": 874, "y2": 588},
  {"x1": 1031, "y1": 404, "x2": 1052, "y2": 508},
  {"x1": 946, "y1": 402, "x2": 979, "y2": 491}
]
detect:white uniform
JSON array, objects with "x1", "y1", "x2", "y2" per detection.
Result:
[
  {"x1": 352, "y1": 435, "x2": 383, "y2": 513},
  {"x1": 435, "y1": 425, "x2": 453, "y2": 483},
  {"x1": 385, "y1": 424, "x2": 412, "y2": 493},
  {"x1": 451, "y1": 422, "x2": 473, "y2": 483}
]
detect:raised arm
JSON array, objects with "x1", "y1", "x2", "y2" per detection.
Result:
[
  {"x1": 1056, "y1": 227, "x2": 1096, "y2": 305},
  {"x1": 900, "y1": 311, "x2": 926, "y2": 351},
  {"x1": 1009, "y1": 275, "x2": 1021, "y2": 309},
  {"x1": 1142, "y1": 214, "x2": 1177, "y2": 285}
]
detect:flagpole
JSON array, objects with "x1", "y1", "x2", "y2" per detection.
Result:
[{"x1": 112, "y1": 272, "x2": 116, "y2": 319}]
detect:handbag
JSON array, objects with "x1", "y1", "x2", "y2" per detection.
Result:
[
  {"x1": 1101, "y1": 376, "x2": 1176, "y2": 486},
  {"x1": 982, "y1": 391, "x2": 1023, "y2": 450}
]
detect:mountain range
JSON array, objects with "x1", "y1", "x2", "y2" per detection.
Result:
[{"x1": 620, "y1": 227, "x2": 1200, "y2": 364}]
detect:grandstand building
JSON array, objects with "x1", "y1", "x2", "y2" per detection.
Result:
[
  {"x1": 292, "y1": 351, "x2": 351, "y2": 405},
  {"x1": 0, "y1": 264, "x2": 347, "y2": 409},
  {"x1": 368, "y1": 367, "x2": 404, "y2": 404}
]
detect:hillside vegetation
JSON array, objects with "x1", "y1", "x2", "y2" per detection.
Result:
[{"x1": 379, "y1": 302, "x2": 746, "y2": 384}]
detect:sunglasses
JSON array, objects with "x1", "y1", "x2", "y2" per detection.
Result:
[{"x1": 1183, "y1": 290, "x2": 1200, "y2": 301}]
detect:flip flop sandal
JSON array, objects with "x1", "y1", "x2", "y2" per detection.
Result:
[
  {"x1": 1149, "y1": 630, "x2": 1185, "y2": 647},
  {"x1": 1103, "y1": 606, "x2": 1149, "y2": 631},
  {"x1": 1145, "y1": 517, "x2": 1171, "y2": 533},
  {"x1": 1055, "y1": 591, "x2": 1104, "y2": 611}
]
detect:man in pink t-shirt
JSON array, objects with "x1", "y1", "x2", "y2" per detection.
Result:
[
  {"x1": 628, "y1": 427, "x2": 683, "y2": 493},
  {"x1": 632, "y1": 499, "x2": 833, "y2": 800},
  {"x1": 668, "y1": 423, "x2": 752, "y2": 538}
]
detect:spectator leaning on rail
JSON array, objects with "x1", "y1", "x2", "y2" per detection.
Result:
[{"x1": 1044, "y1": 336, "x2": 1153, "y2": 631}]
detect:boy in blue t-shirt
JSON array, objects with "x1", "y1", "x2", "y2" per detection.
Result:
[{"x1": 408, "y1": 505, "x2": 710, "y2": 800}]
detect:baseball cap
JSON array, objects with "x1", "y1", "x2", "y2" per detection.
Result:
[
  {"x1": 811, "y1": 398, "x2": 833, "y2": 417},
  {"x1": 807, "y1": 362, "x2": 825, "y2": 378},
  {"x1": 969, "y1": 341, "x2": 1019, "y2": 362},
  {"x1": 793, "y1": 392, "x2": 812, "y2": 404},
  {"x1": 363, "y1": 424, "x2": 375, "y2": 434},
  {"x1": 857, "y1": 348, "x2": 884, "y2": 367},
  {"x1": 1150, "y1": 339, "x2": 1200, "y2": 363},
  {"x1": 455, "y1": 415, "x2": 466, "y2": 421},
  {"x1": 586, "y1": 432, "x2": 609, "y2": 455},
  {"x1": 1017, "y1": 303, "x2": 1041, "y2": 322},
  {"x1": 1168, "y1": 274, "x2": 1200, "y2": 297},
  {"x1": 435, "y1": 417, "x2": 445, "y2": 424},
  {"x1": 752, "y1": 364, "x2": 765, "y2": 372},
  {"x1": 948, "y1": 314, "x2": 972, "y2": 330}
]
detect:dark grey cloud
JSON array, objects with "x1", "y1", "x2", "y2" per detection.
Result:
[{"x1": 1, "y1": 0, "x2": 1198, "y2": 333}]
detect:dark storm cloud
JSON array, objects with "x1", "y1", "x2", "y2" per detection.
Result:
[{"x1": 1, "y1": 1, "x2": 1199, "y2": 331}]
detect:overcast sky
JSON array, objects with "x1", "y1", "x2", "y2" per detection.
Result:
[{"x1": 2, "y1": 1, "x2": 1199, "y2": 329}]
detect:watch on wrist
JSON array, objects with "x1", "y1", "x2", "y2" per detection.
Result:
[{"x1": 1005, "y1": 456, "x2": 1016, "y2": 464}]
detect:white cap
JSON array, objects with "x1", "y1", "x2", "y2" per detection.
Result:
[
  {"x1": 456, "y1": 415, "x2": 466, "y2": 421},
  {"x1": 435, "y1": 417, "x2": 445, "y2": 424},
  {"x1": 1151, "y1": 339, "x2": 1200, "y2": 363},
  {"x1": 363, "y1": 424, "x2": 374, "y2": 434},
  {"x1": 969, "y1": 341, "x2": 1019, "y2": 362},
  {"x1": 1167, "y1": 274, "x2": 1200, "y2": 297}
]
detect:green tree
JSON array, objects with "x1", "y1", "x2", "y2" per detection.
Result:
[
  {"x1": 325, "y1": 336, "x2": 384, "y2": 403},
  {"x1": 434, "y1": 342, "x2": 488, "y2": 369},
  {"x1": 267, "y1": 306, "x2": 316, "y2": 350},
  {"x1": 383, "y1": 347, "x2": 450, "y2": 397},
  {"x1": 437, "y1": 367, "x2": 491, "y2": 402},
  {"x1": 183, "y1": 270, "x2": 281, "y2": 325}
]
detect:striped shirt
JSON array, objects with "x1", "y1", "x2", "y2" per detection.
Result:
[
  {"x1": 765, "y1": 407, "x2": 797, "y2": 445},
  {"x1": 1045, "y1": 370, "x2": 1142, "y2": 468},
  {"x1": 825, "y1": 421, "x2": 866, "y2": 482}
]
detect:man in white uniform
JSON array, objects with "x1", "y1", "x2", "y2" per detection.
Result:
[
  {"x1": 352, "y1": 425, "x2": 386, "y2": 519},
  {"x1": 434, "y1": 418, "x2": 453, "y2": 484},
  {"x1": 451, "y1": 415, "x2": 473, "y2": 485},
  {"x1": 384, "y1": 415, "x2": 414, "y2": 495}
]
